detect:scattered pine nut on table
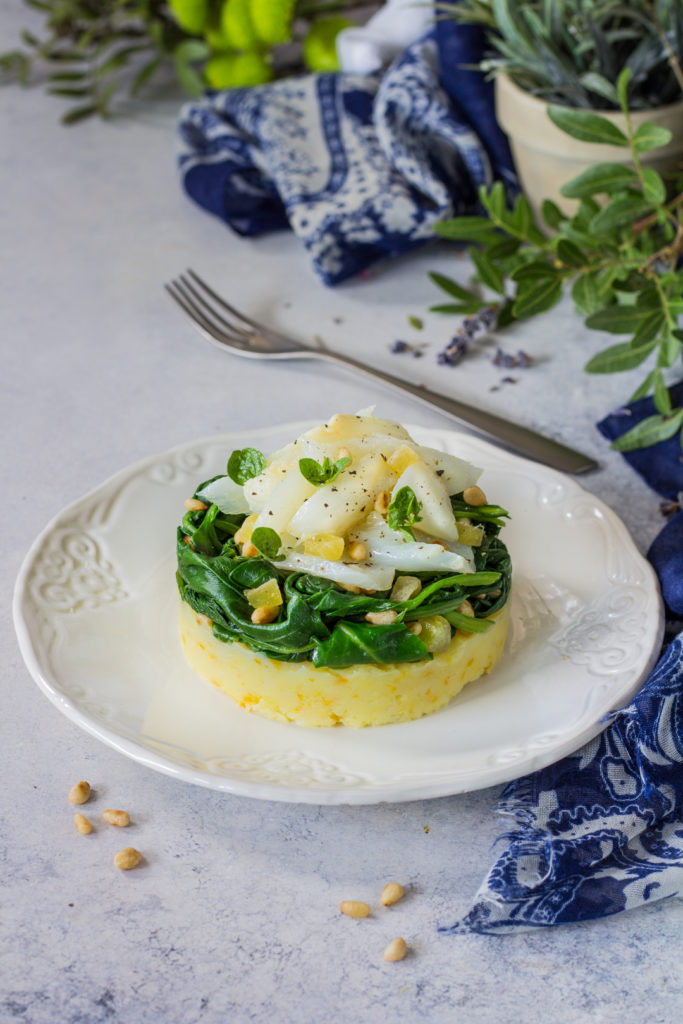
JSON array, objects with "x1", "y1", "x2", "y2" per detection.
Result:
[{"x1": 68, "y1": 781, "x2": 91, "y2": 805}]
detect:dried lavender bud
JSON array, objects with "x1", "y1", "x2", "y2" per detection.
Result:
[
  {"x1": 492, "y1": 348, "x2": 516, "y2": 368},
  {"x1": 390, "y1": 339, "x2": 409, "y2": 353},
  {"x1": 438, "y1": 335, "x2": 468, "y2": 366},
  {"x1": 492, "y1": 348, "x2": 533, "y2": 369}
]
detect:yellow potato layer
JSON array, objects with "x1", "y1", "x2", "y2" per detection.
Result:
[{"x1": 178, "y1": 596, "x2": 510, "y2": 728}]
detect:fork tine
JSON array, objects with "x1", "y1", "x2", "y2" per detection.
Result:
[
  {"x1": 177, "y1": 273, "x2": 255, "y2": 342},
  {"x1": 186, "y1": 268, "x2": 265, "y2": 332},
  {"x1": 165, "y1": 281, "x2": 252, "y2": 352}
]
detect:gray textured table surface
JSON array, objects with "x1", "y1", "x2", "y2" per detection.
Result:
[{"x1": 2, "y1": 4, "x2": 681, "y2": 1021}]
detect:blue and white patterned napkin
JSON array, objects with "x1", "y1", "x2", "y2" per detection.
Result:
[
  {"x1": 444, "y1": 393, "x2": 683, "y2": 933},
  {"x1": 177, "y1": 18, "x2": 515, "y2": 285}
]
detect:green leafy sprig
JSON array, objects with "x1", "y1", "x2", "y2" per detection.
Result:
[
  {"x1": 298, "y1": 455, "x2": 350, "y2": 486},
  {"x1": 430, "y1": 68, "x2": 683, "y2": 452},
  {"x1": 387, "y1": 486, "x2": 423, "y2": 541}
]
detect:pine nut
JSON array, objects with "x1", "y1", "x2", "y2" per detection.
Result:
[
  {"x1": 242, "y1": 541, "x2": 258, "y2": 558},
  {"x1": 103, "y1": 809, "x2": 130, "y2": 827},
  {"x1": 114, "y1": 847, "x2": 142, "y2": 871},
  {"x1": 463, "y1": 485, "x2": 487, "y2": 506},
  {"x1": 384, "y1": 937, "x2": 407, "y2": 962},
  {"x1": 338, "y1": 583, "x2": 362, "y2": 594},
  {"x1": 374, "y1": 490, "x2": 390, "y2": 514},
  {"x1": 337, "y1": 447, "x2": 351, "y2": 462},
  {"x1": 347, "y1": 541, "x2": 367, "y2": 562},
  {"x1": 68, "y1": 781, "x2": 91, "y2": 805},
  {"x1": 457, "y1": 600, "x2": 475, "y2": 617},
  {"x1": 74, "y1": 813, "x2": 92, "y2": 835},
  {"x1": 339, "y1": 900, "x2": 371, "y2": 918},
  {"x1": 184, "y1": 497, "x2": 208, "y2": 511},
  {"x1": 406, "y1": 621, "x2": 422, "y2": 635},
  {"x1": 365, "y1": 610, "x2": 398, "y2": 625},
  {"x1": 251, "y1": 605, "x2": 279, "y2": 624},
  {"x1": 381, "y1": 882, "x2": 405, "y2": 906}
]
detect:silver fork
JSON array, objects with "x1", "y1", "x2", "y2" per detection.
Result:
[{"x1": 165, "y1": 269, "x2": 597, "y2": 474}]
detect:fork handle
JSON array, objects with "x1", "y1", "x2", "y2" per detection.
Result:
[{"x1": 316, "y1": 349, "x2": 597, "y2": 474}]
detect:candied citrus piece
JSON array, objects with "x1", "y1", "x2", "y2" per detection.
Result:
[
  {"x1": 387, "y1": 445, "x2": 419, "y2": 475},
  {"x1": 456, "y1": 522, "x2": 485, "y2": 547},
  {"x1": 304, "y1": 534, "x2": 345, "y2": 561},
  {"x1": 244, "y1": 579, "x2": 282, "y2": 609},
  {"x1": 235, "y1": 513, "x2": 258, "y2": 545}
]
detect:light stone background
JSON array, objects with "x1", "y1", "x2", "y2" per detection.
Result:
[{"x1": 2, "y1": 3, "x2": 681, "y2": 1021}]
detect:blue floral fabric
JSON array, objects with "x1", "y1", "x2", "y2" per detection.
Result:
[
  {"x1": 177, "y1": 25, "x2": 515, "y2": 285},
  {"x1": 446, "y1": 391, "x2": 683, "y2": 933}
]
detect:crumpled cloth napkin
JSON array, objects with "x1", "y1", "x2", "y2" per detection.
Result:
[
  {"x1": 444, "y1": 390, "x2": 683, "y2": 933},
  {"x1": 177, "y1": 15, "x2": 515, "y2": 285}
]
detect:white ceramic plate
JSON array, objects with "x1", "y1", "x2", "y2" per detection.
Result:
[{"x1": 14, "y1": 423, "x2": 663, "y2": 804}]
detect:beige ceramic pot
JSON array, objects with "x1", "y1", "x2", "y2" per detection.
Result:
[{"x1": 495, "y1": 73, "x2": 683, "y2": 224}]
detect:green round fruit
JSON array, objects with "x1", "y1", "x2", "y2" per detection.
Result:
[
  {"x1": 251, "y1": 0, "x2": 296, "y2": 46},
  {"x1": 204, "y1": 51, "x2": 273, "y2": 89},
  {"x1": 303, "y1": 16, "x2": 353, "y2": 73},
  {"x1": 169, "y1": 0, "x2": 209, "y2": 35},
  {"x1": 220, "y1": 0, "x2": 260, "y2": 50}
]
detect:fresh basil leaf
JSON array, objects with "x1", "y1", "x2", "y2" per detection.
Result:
[
  {"x1": 227, "y1": 447, "x2": 266, "y2": 485},
  {"x1": 298, "y1": 455, "x2": 350, "y2": 486},
  {"x1": 387, "y1": 486, "x2": 423, "y2": 541},
  {"x1": 250, "y1": 526, "x2": 285, "y2": 561}
]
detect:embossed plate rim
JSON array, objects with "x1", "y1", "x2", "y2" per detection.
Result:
[{"x1": 13, "y1": 423, "x2": 664, "y2": 804}]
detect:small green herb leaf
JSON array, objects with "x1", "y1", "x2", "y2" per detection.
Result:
[
  {"x1": 585, "y1": 306, "x2": 659, "y2": 334},
  {"x1": 387, "y1": 486, "x2": 423, "y2": 542},
  {"x1": 432, "y1": 218, "x2": 500, "y2": 242},
  {"x1": 631, "y1": 122, "x2": 674, "y2": 154},
  {"x1": 547, "y1": 106, "x2": 629, "y2": 146},
  {"x1": 590, "y1": 194, "x2": 654, "y2": 234},
  {"x1": 469, "y1": 247, "x2": 505, "y2": 295},
  {"x1": 610, "y1": 411, "x2": 683, "y2": 452},
  {"x1": 541, "y1": 199, "x2": 565, "y2": 230},
  {"x1": 227, "y1": 448, "x2": 266, "y2": 485},
  {"x1": 428, "y1": 272, "x2": 480, "y2": 302},
  {"x1": 298, "y1": 456, "x2": 350, "y2": 486},
  {"x1": 560, "y1": 163, "x2": 637, "y2": 199},
  {"x1": 584, "y1": 340, "x2": 657, "y2": 374},
  {"x1": 641, "y1": 168, "x2": 666, "y2": 205},
  {"x1": 513, "y1": 278, "x2": 563, "y2": 318},
  {"x1": 250, "y1": 527, "x2": 285, "y2": 561}
]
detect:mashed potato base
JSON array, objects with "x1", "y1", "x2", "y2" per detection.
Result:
[{"x1": 178, "y1": 596, "x2": 510, "y2": 728}]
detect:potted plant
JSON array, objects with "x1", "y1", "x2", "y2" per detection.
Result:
[
  {"x1": 445, "y1": 0, "x2": 683, "y2": 221},
  {"x1": 429, "y1": 63, "x2": 683, "y2": 452}
]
